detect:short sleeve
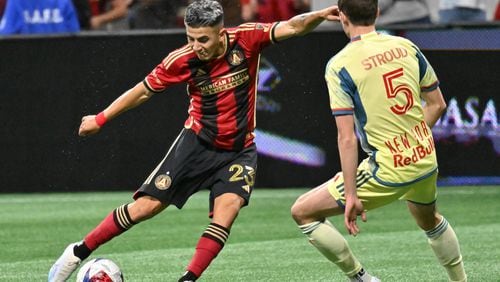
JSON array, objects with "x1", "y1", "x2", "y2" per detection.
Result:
[
  {"x1": 143, "y1": 46, "x2": 192, "y2": 93},
  {"x1": 234, "y1": 22, "x2": 278, "y2": 53},
  {"x1": 325, "y1": 59, "x2": 354, "y2": 116},
  {"x1": 415, "y1": 46, "x2": 439, "y2": 92}
]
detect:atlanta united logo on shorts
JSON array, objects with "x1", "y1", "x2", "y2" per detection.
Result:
[{"x1": 154, "y1": 174, "x2": 172, "y2": 190}]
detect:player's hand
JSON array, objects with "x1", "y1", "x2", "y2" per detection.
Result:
[
  {"x1": 79, "y1": 115, "x2": 101, "y2": 137},
  {"x1": 344, "y1": 196, "x2": 367, "y2": 236},
  {"x1": 323, "y1": 6, "x2": 340, "y2": 22}
]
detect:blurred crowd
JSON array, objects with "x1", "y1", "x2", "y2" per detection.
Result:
[
  {"x1": 378, "y1": 0, "x2": 500, "y2": 25},
  {"x1": 0, "y1": 0, "x2": 499, "y2": 35},
  {"x1": 0, "y1": 0, "x2": 312, "y2": 35}
]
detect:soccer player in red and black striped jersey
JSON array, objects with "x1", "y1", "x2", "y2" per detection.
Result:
[{"x1": 49, "y1": 1, "x2": 340, "y2": 281}]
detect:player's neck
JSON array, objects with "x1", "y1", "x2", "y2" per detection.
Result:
[
  {"x1": 348, "y1": 25, "x2": 376, "y2": 40},
  {"x1": 215, "y1": 34, "x2": 228, "y2": 58}
]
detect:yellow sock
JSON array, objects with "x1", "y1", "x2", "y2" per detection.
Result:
[
  {"x1": 299, "y1": 220, "x2": 362, "y2": 277},
  {"x1": 426, "y1": 217, "x2": 467, "y2": 282}
]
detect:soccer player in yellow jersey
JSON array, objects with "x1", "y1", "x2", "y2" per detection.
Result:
[{"x1": 291, "y1": 0, "x2": 467, "y2": 281}]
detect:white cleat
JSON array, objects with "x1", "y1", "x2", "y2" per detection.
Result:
[
  {"x1": 349, "y1": 276, "x2": 381, "y2": 282},
  {"x1": 48, "y1": 242, "x2": 82, "y2": 282},
  {"x1": 349, "y1": 269, "x2": 381, "y2": 282}
]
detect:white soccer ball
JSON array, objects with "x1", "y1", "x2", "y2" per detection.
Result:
[{"x1": 76, "y1": 258, "x2": 124, "y2": 282}]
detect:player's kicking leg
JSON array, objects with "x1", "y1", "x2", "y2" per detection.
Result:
[
  {"x1": 178, "y1": 193, "x2": 244, "y2": 282},
  {"x1": 291, "y1": 182, "x2": 379, "y2": 282},
  {"x1": 48, "y1": 196, "x2": 166, "y2": 282},
  {"x1": 407, "y1": 201, "x2": 467, "y2": 282}
]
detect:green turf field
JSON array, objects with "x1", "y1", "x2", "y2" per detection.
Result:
[{"x1": 1, "y1": 186, "x2": 499, "y2": 281}]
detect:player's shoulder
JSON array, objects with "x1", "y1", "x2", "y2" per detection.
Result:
[
  {"x1": 227, "y1": 22, "x2": 275, "y2": 37},
  {"x1": 231, "y1": 22, "x2": 274, "y2": 31},
  {"x1": 226, "y1": 22, "x2": 276, "y2": 47},
  {"x1": 161, "y1": 44, "x2": 195, "y2": 70},
  {"x1": 326, "y1": 45, "x2": 352, "y2": 72}
]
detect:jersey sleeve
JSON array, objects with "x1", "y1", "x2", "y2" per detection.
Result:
[
  {"x1": 414, "y1": 46, "x2": 439, "y2": 92},
  {"x1": 143, "y1": 46, "x2": 192, "y2": 93},
  {"x1": 235, "y1": 22, "x2": 278, "y2": 53},
  {"x1": 325, "y1": 59, "x2": 354, "y2": 116}
]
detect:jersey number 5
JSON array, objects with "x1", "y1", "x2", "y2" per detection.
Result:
[{"x1": 383, "y1": 68, "x2": 414, "y2": 115}]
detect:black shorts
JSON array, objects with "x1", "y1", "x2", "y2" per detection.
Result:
[{"x1": 134, "y1": 129, "x2": 257, "y2": 213}]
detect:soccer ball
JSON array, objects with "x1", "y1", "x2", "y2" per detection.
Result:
[{"x1": 76, "y1": 258, "x2": 124, "y2": 282}]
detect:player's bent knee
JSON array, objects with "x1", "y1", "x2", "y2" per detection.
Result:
[
  {"x1": 290, "y1": 201, "x2": 308, "y2": 224},
  {"x1": 416, "y1": 213, "x2": 442, "y2": 231},
  {"x1": 129, "y1": 196, "x2": 166, "y2": 222},
  {"x1": 215, "y1": 193, "x2": 245, "y2": 210},
  {"x1": 408, "y1": 202, "x2": 442, "y2": 231}
]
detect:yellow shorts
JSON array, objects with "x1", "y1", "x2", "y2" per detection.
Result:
[{"x1": 327, "y1": 160, "x2": 438, "y2": 211}]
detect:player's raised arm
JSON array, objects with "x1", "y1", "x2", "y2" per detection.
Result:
[
  {"x1": 273, "y1": 5, "x2": 340, "y2": 42},
  {"x1": 78, "y1": 82, "x2": 153, "y2": 137}
]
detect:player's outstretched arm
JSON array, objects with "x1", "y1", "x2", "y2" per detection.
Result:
[
  {"x1": 273, "y1": 5, "x2": 340, "y2": 42},
  {"x1": 78, "y1": 82, "x2": 153, "y2": 137}
]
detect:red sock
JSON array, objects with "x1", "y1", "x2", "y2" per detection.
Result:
[
  {"x1": 84, "y1": 204, "x2": 135, "y2": 250},
  {"x1": 187, "y1": 223, "x2": 229, "y2": 277}
]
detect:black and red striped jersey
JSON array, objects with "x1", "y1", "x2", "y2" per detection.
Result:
[{"x1": 143, "y1": 22, "x2": 278, "y2": 151}]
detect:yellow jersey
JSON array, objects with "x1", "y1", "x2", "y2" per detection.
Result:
[{"x1": 325, "y1": 31, "x2": 439, "y2": 186}]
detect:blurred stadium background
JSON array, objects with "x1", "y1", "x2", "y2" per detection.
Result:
[{"x1": 0, "y1": 25, "x2": 498, "y2": 191}]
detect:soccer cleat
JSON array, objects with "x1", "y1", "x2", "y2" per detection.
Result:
[
  {"x1": 178, "y1": 270, "x2": 198, "y2": 282},
  {"x1": 48, "y1": 242, "x2": 82, "y2": 282},
  {"x1": 349, "y1": 268, "x2": 381, "y2": 282},
  {"x1": 349, "y1": 275, "x2": 381, "y2": 282}
]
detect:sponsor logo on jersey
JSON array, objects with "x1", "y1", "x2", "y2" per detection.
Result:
[{"x1": 196, "y1": 68, "x2": 250, "y2": 96}]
